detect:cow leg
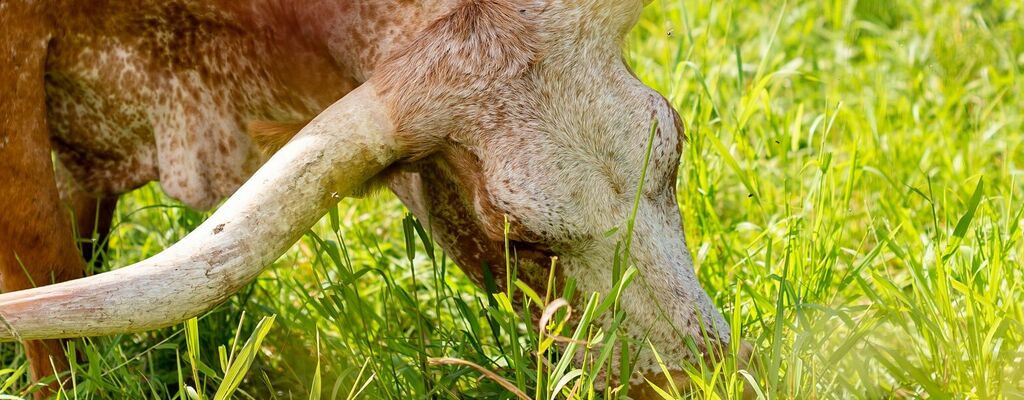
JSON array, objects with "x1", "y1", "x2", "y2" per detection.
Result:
[
  {"x1": 72, "y1": 195, "x2": 118, "y2": 268},
  {"x1": 55, "y1": 161, "x2": 118, "y2": 269},
  {"x1": 0, "y1": 4, "x2": 82, "y2": 392}
]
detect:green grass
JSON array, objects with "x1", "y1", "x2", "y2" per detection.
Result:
[{"x1": 3, "y1": 0, "x2": 1024, "y2": 398}]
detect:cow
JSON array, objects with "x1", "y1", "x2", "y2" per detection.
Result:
[{"x1": 0, "y1": 0, "x2": 751, "y2": 397}]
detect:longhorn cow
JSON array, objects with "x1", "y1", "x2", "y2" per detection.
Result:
[{"x1": 0, "y1": 0, "x2": 748, "y2": 396}]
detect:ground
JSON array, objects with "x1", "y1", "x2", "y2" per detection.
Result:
[{"x1": 2, "y1": 0, "x2": 1023, "y2": 398}]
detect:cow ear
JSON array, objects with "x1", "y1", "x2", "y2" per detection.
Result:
[
  {"x1": 248, "y1": 118, "x2": 393, "y2": 199},
  {"x1": 248, "y1": 120, "x2": 311, "y2": 154},
  {"x1": 247, "y1": 118, "x2": 393, "y2": 198}
]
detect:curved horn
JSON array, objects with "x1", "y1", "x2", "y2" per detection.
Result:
[{"x1": 0, "y1": 82, "x2": 398, "y2": 341}]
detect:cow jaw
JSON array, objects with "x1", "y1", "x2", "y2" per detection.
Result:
[{"x1": 0, "y1": 82, "x2": 400, "y2": 341}]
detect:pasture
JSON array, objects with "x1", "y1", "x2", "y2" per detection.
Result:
[{"x1": 2, "y1": 0, "x2": 1023, "y2": 398}]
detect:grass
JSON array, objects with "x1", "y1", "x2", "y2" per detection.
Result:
[{"x1": 3, "y1": 0, "x2": 1024, "y2": 398}]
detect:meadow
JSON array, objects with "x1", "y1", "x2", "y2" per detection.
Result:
[{"x1": 2, "y1": 0, "x2": 1023, "y2": 398}]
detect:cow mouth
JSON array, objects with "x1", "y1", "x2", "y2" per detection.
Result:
[{"x1": 0, "y1": 82, "x2": 401, "y2": 341}]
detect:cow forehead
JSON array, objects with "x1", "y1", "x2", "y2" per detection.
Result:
[
  {"x1": 479, "y1": 99, "x2": 682, "y2": 241},
  {"x1": 423, "y1": 71, "x2": 682, "y2": 248}
]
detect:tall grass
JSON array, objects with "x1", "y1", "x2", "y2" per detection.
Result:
[{"x1": 2, "y1": 0, "x2": 1023, "y2": 398}]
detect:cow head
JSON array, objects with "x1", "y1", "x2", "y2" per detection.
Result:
[
  {"x1": 370, "y1": 0, "x2": 736, "y2": 388},
  {"x1": 0, "y1": 0, "x2": 743, "y2": 395}
]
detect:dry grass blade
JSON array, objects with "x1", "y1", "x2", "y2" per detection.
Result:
[
  {"x1": 538, "y1": 299, "x2": 589, "y2": 347},
  {"x1": 427, "y1": 357, "x2": 532, "y2": 400}
]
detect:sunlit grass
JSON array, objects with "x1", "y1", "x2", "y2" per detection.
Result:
[{"x1": 2, "y1": 0, "x2": 1023, "y2": 398}]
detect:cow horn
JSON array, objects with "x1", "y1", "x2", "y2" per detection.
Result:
[{"x1": 0, "y1": 82, "x2": 399, "y2": 341}]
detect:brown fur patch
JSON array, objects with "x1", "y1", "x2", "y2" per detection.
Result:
[{"x1": 246, "y1": 120, "x2": 310, "y2": 155}]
